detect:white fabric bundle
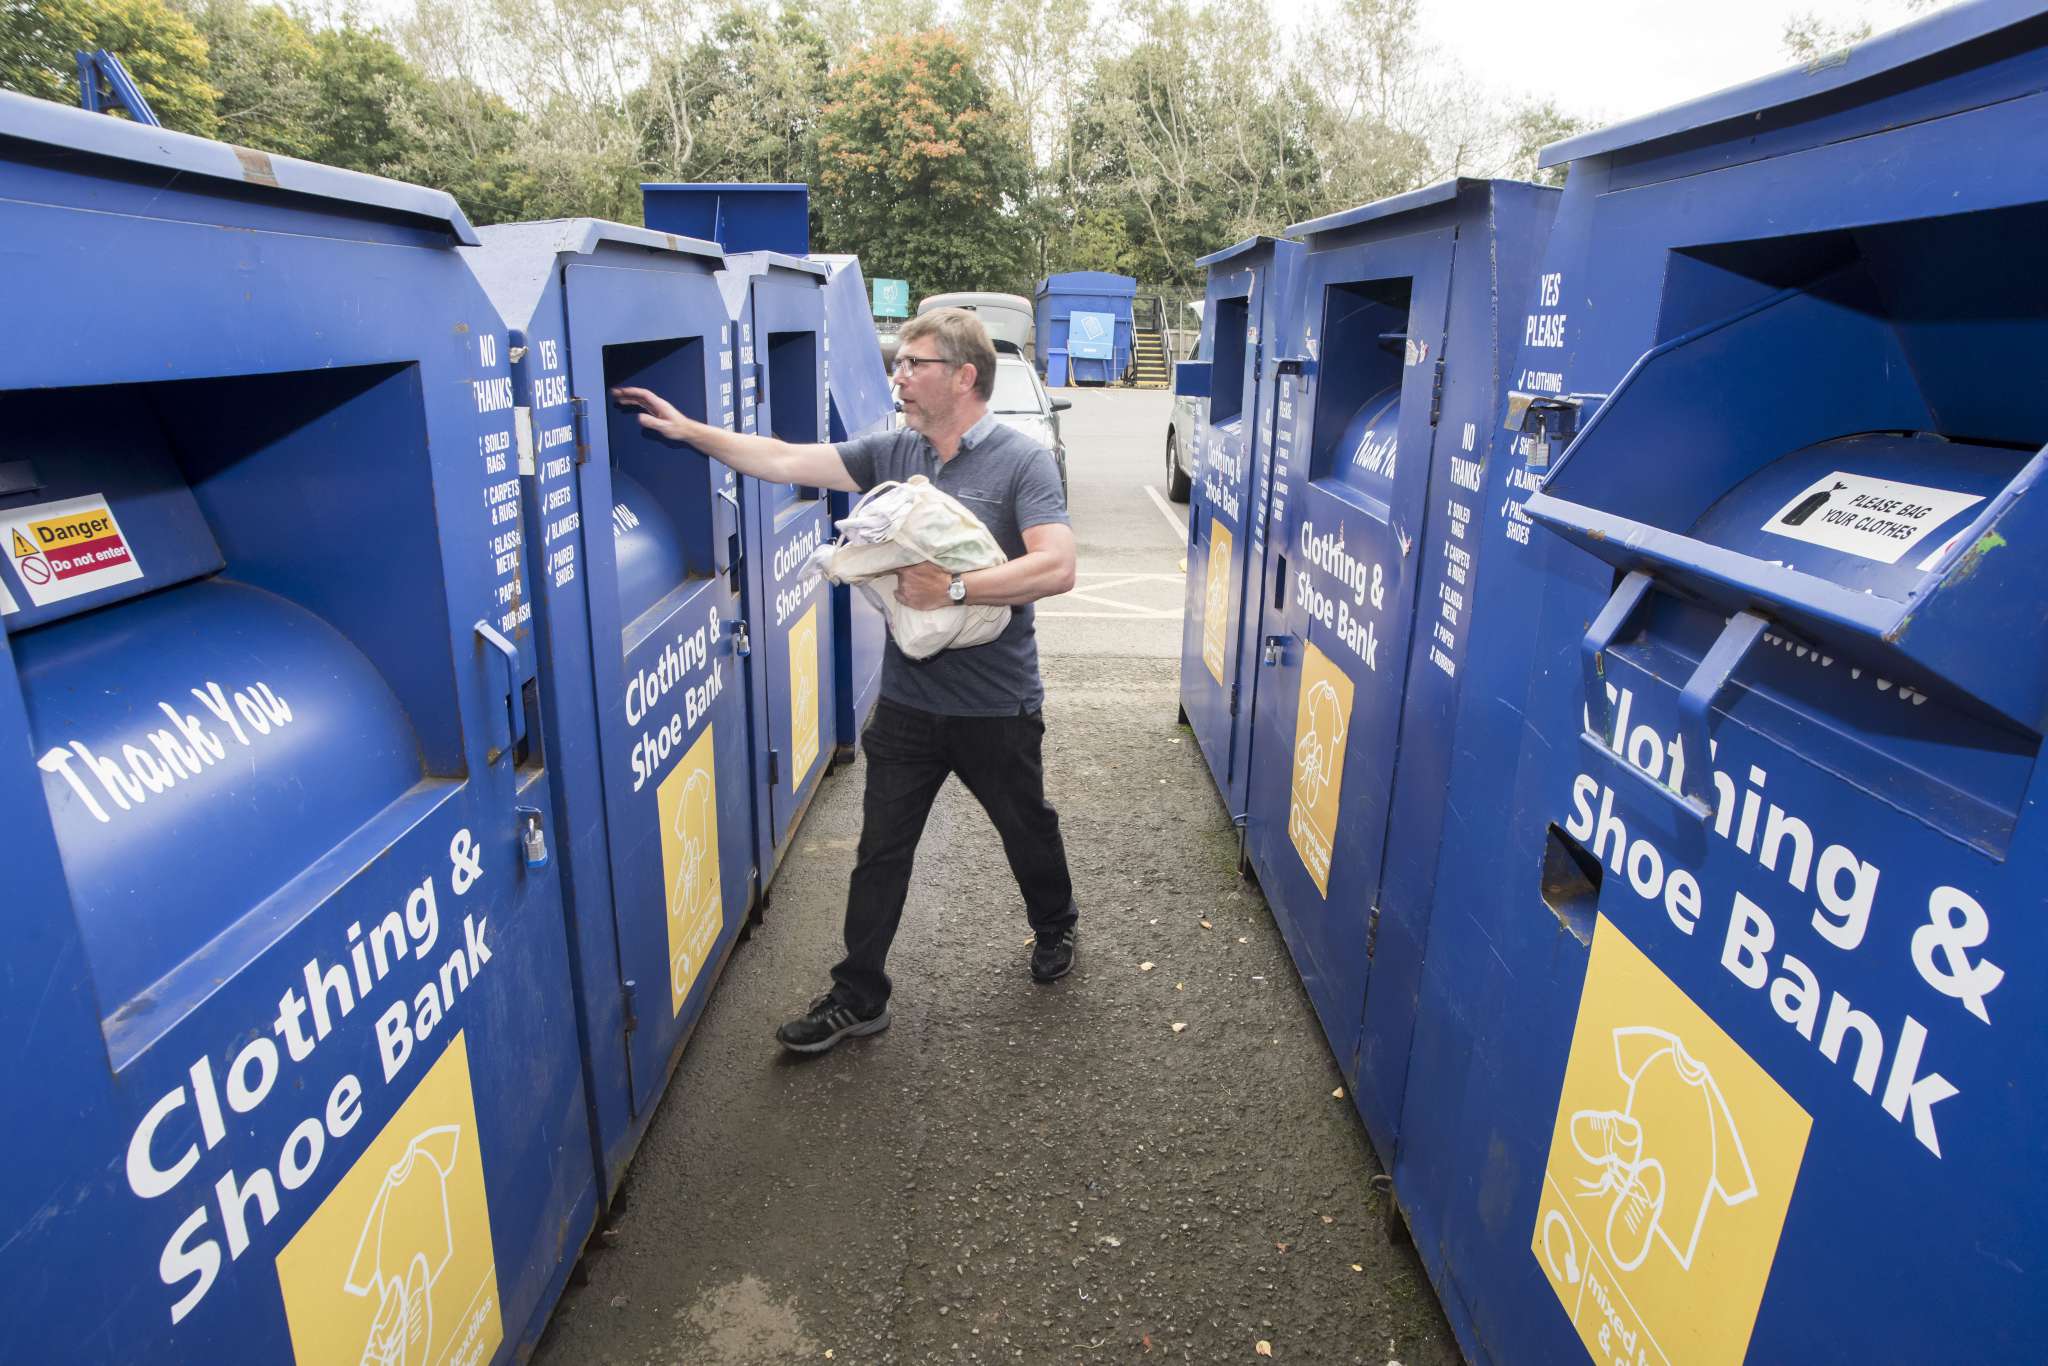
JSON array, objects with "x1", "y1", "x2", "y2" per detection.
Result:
[{"x1": 803, "y1": 477, "x2": 1010, "y2": 659}]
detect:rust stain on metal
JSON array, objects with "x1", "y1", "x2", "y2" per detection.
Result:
[{"x1": 231, "y1": 145, "x2": 278, "y2": 188}]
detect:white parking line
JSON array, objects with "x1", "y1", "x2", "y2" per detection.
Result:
[
  {"x1": 1037, "y1": 610, "x2": 1183, "y2": 619},
  {"x1": 1143, "y1": 485, "x2": 1188, "y2": 543}
]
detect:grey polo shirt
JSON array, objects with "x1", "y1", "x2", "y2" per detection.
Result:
[{"x1": 835, "y1": 410, "x2": 1070, "y2": 716}]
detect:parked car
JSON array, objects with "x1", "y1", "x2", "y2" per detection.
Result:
[
  {"x1": 919, "y1": 290, "x2": 1035, "y2": 357},
  {"x1": 990, "y1": 350, "x2": 1071, "y2": 503},
  {"x1": 1164, "y1": 325, "x2": 1202, "y2": 502}
]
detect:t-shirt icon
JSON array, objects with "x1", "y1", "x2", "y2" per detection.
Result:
[{"x1": 1569, "y1": 1027, "x2": 1756, "y2": 1274}]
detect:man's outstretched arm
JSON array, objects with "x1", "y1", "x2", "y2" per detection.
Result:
[{"x1": 611, "y1": 386, "x2": 861, "y2": 493}]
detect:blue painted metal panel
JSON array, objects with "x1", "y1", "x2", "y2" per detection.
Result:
[
  {"x1": 1034, "y1": 272, "x2": 1137, "y2": 384},
  {"x1": 641, "y1": 182, "x2": 810, "y2": 256},
  {"x1": 814, "y1": 254, "x2": 893, "y2": 760},
  {"x1": 0, "y1": 89, "x2": 477, "y2": 243},
  {"x1": 1240, "y1": 211, "x2": 1458, "y2": 1112},
  {"x1": 720, "y1": 252, "x2": 838, "y2": 891},
  {"x1": 463, "y1": 220, "x2": 756, "y2": 1200},
  {"x1": 1398, "y1": 29, "x2": 2048, "y2": 1365},
  {"x1": 0, "y1": 112, "x2": 595, "y2": 1365}
]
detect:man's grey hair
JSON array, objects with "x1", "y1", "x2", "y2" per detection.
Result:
[{"x1": 900, "y1": 307, "x2": 998, "y2": 401}]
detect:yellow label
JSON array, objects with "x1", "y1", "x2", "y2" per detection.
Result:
[
  {"x1": 29, "y1": 506, "x2": 117, "y2": 547},
  {"x1": 10, "y1": 529, "x2": 32, "y2": 558},
  {"x1": 1532, "y1": 917, "x2": 1810, "y2": 1366},
  {"x1": 278, "y1": 1034, "x2": 502, "y2": 1366},
  {"x1": 1202, "y1": 519, "x2": 1232, "y2": 687},
  {"x1": 659, "y1": 723, "x2": 724, "y2": 1015},
  {"x1": 788, "y1": 601, "x2": 820, "y2": 786},
  {"x1": 1286, "y1": 639, "x2": 1352, "y2": 897}
]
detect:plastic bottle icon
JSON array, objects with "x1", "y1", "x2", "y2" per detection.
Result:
[{"x1": 1781, "y1": 481, "x2": 1846, "y2": 527}]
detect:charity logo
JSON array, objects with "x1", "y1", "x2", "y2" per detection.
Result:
[
  {"x1": 1202, "y1": 520, "x2": 1233, "y2": 686},
  {"x1": 278, "y1": 1035, "x2": 501, "y2": 1366},
  {"x1": 658, "y1": 724, "x2": 724, "y2": 1014},
  {"x1": 789, "y1": 602, "x2": 820, "y2": 786},
  {"x1": 1533, "y1": 918, "x2": 1810, "y2": 1366},
  {"x1": 1287, "y1": 641, "x2": 1353, "y2": 897}
]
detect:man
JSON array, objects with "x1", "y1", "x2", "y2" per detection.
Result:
[{"x1": 612, "y1": 307, "x2": 1080, "y2": 1055}]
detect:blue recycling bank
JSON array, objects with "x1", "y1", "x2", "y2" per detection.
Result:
[
  {"x1": 1207, "y1": 181, "x2": 1557, "y2": 1163},
  {"x1": 0, "y1": 93, "x2": 598, "y2": 1361},
  {"x1": 1035, "y1": 271, "x2": 1135, "y2": 386},
  {"x1": 1394, "y1": 7, "x2": 2048, "y2": 1361},
  {"x1": 1176, "y1": 235, "x2": 1300, "y2": 824},
  {"x1": 812, "y1": 251, "x2": 897, "y2": 762},
  {"x1": 461, "y1": 220, "x2": 759, "y2": 1200}
]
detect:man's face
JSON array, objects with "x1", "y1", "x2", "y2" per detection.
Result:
[{"x1": 892, "y1": 342, "x2": 970, "y2": 433}]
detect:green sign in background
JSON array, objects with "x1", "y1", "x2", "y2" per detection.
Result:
[{"x1": 872, "y1": 278, "x2": 910, "y2": 318}]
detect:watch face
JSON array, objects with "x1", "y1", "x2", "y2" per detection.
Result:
[{"x1": 949, "y1": 578, "x2": 965, "y2": 601}]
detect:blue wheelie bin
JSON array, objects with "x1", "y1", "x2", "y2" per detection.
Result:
[
  {"x1": 1035, "y1": 272, "x2": 1136, "y2": 384},
  {"x1": 1176, "y1": 235, "x2": 1300, "y2": 821},
  {"x1": 1400, "y1": 7, "x2": 2048, "y2": 1361},
  {"x1": 813, "y1": 252, "x2": 896, "y2": 762},
  {"x1": 462, "y1": 221, "x2": 759, "y2": 1200},
  {"x1": 1238, "y1": 181, "x2": 1557, "y2": 1159},
  {"x1": 0, "y1": 94, "x2": 597, "y2": 1362}
]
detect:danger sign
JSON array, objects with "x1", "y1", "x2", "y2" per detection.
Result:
[{"x1": 4, "y1": 493, "x2": 145, "y2": 609}]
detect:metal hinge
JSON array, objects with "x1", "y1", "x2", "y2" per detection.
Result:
[
  {"x1": 622, "y1": 979, "x2": 639, "y2": 1034},
  {"x1": 1428, "y1": 359, "x2": 1446, "y2": 427},
  {"x1": 1365, "y1": 903, "x2": 1382, "y2": 958},
  {"x1": 1229, "y1": 681, "x2": 1240, "y2": 717},
  {"x1": 571, "y1": 395, "x2": 592, "y2": 464},
  {"x1": 768, "y1": 749, "x2": 781, "y2": 784}
]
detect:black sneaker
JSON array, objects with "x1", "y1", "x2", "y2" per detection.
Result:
[
  {"x1": 776, "y1": 994, "x2": 891, "y2": 1054},
  {"x1": 1030, "y1": 926, "x2": 1077, "y2": 982}
]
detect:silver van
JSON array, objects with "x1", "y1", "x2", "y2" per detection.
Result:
[{"x1": 917, "y1": 291, "x2": 1035, "y2": 358}]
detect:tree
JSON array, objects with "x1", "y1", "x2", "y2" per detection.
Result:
[
  {"x1": 1061, "y1": 0, "x2": 1324, "y2": 290},
  {"x1": 178, "y1": 0, "x2": 321, "y2": 156},
  {"x1": 1, "y1": 0, "x2": 220, "y2": 135},
  {"x1": 1500, "y1": 98, "x2": 1584, "y2": 188},
  {"x1": 632, "y1": 3, "x2": 833, "y2": 188},
  {"x1": 813, "y1": 30, "x2": 1032, "y2": 296},
  {"x1": 304, "y1": 20, "x2": 427, "y2": 175}
]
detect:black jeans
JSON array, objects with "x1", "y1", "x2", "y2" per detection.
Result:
[{"x1": 831, "y1": 699, "x2": 1078, "y2": 1012}]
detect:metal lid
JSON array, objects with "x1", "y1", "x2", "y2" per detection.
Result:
[
  {"x1": 1541, "y1": 0, "x2": 2048, "y2": 167},
  {"x1": 0, "y1": 90, "x2": 480, "y2": 243}
]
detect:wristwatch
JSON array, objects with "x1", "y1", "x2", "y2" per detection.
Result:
[{"x1": 948, "y1": 574, "x2": 966, "y2": 603}]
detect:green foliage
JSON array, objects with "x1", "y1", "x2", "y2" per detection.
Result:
[
  {"x1": 1502, "y1": 98, "x2": 1584, "y2": 188},
  {"x1": 813, "y1": 29, "x2": 1032, "y2": 297},
  {"x1": 1061, "y1": 0, "x2": 1322, "y2": 290},
  {"x1": 303, "y1": 21, "x2": 425, "y2": 174},
  {"x1": 2, "y1": 0, "x2": 220, "y2": 134},
  {"x1": 634, "y1": 3, "x2": 833, "y2": 186},
  {"x1": 3, "y1": 0, "x2": 1610, "y2": 286},
  {"x1": 179, "y1": 0, "x2": 319, "y2": 155}
]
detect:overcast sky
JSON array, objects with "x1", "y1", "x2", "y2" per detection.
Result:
[{"x1": 1420, "y1": 0, "x2": 1940, "y2": 127}]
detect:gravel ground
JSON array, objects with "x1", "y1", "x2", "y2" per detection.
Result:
[{"x1": 531, "y1": 389, "x2": 1460, "y2": 1366}]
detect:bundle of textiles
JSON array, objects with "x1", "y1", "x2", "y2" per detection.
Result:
[{"x1": 804, "y1": 476, "x2": 1010, "y2": 659}]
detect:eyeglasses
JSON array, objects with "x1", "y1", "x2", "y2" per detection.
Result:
[{"x1": 890, "y1": 354, "x2": 953, "y2": 376}]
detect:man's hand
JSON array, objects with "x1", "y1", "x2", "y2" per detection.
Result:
[
  {"x1": 895, "y1": 561, "x2": 956, "y2": 611},
  {"x1": 611, "y1": 387, "x2": 692, "y2": 441}
]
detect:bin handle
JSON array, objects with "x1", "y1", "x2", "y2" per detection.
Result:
[
  {"x1": 1579, "y1": 570, "x2": 1766, "y2": 823},
  {"x1": 475, "y1": 619, "x2": 526, "y2": 753}
]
